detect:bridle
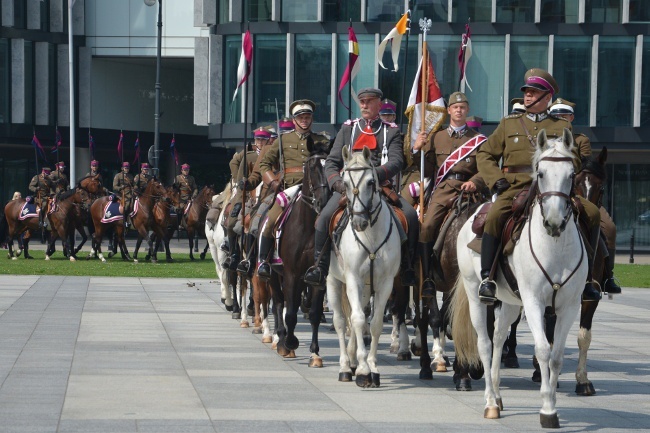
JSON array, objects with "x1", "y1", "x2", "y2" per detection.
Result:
[
  {"x1": 536, "y1": 156, "x2": 575, "y2": 233},
  {"x1": 300, "y1": 153, "x2": 329, "y2": 214},
  {"x1": 576, "y1": 170, "x2": 604, "y2": 208},
  {"x1": 345, "y1": 164, "x2": 382, "y2": 227}
]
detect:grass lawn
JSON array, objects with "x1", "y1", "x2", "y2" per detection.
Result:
[
  {"x1": 0, "y1": 249, "x2": 217, "y2": 279},
  {"x1": 613, "y1": 264, "x2": 650, "y2": 289}
]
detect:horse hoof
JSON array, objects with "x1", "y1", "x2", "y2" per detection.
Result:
[
  {"x1": 396, "y1": 352, "x2": 411, "y2": 361},
  {"x1": 251, "y1": 327, "x2": 263, "y2": 335},
  {"x1": 276, "y1": 345, "x2": 289, "y2": 357},
  {"x1": 575, "y1": 381, "x2": 596, "y2": 396},
  {"x1": 133, "y1": 259, "x2": 138, "y2": 264},
  {"x1": 496, "y1": 398, "x2": 504, "y2": 411},
  {"x1": 151, "y1": 259, "x2": 157, "y2": 264},
  {"x1": 225, "y1": 304, "x2": 233, "y2": 312},
  {"x1": 532, "y1": 370, "x2": 542, "y2": 383},
  {"x1": 16, "y1": 250, "x2": 22, "y2": 257},
  {"x1": 469, "y1": 363, "x2": 485, "y2": 380},
  {"x1": 363, "y1": 336, "x2": 371, "y2": 347},
  {"x1": 240, "y1": 321, "x2": 249, "y2": 328},
  {"x1": 355, "y1": 373, "x2": 372, "y2": 388},
  {"x1": 540, "y1": 412, "x2": 560, "y2": 428},
  {"x1": 200, "y1": 252, "x2": 206, "y2": 260},
  {"x1": 272, "y1": 341, "x2": 279, "y2": 350},
  {"x1": 285, "y1": 335, "x2": 299, "y2": 351},
  {"x1": 101, "y1": 258, "x2": 107, "y2": 263},
  {"x1": 433, "y1": 361, "x2": 448, "y2": 373},
  {"x1": 45, "y1": 255, "x2": 50, "y2": 261},
  {"x1": 283, "y1": 350, "x2": 296, "y2": 359},
  {"x1": 11, "y1": 256, "x2": 17, "y2": 261},
  {"x1": 145, "y1": 254, "x2": 151, "y2": 261},
  {"x1": 309, "y1": 356, "x2": 323, "y2": 368},
  {"x1": 262, "y1": 336, "x2": 272, "y2": 344},
  {"x1": 232, "y1": 312, "x2": 241, "y2": 320},
  {"x1": 484, "y1": 406, "x2": 500, "y2": 419},
  {"x1": 503, "y1": 357, "x2": 520, "y2": 368},
  {"x1": 456, "y1": 378, "x2": 472, "y2": 391},
  {"x1": 410, "y1": 340, "x2": 422, "y2": 357},
  {"x1": 370, "y1": 372, "x2": 380, "y2": 387},
  {"x1": 419, "y1": 368, "x2": 433, "y2": 380},
  {"x1": 339, "y1": 372, "x2": 353, "y2": 382},
  {"x1": 443, "y1": 355, "x2": 451, "y2": 367},
  {"x1": 350, "y1": 366, "x2": 356, "y2": 376},
  {"x1": 69, "y1": 256, "x2": 76, "y2": 262},
  {"x1": 166, "y1": 257, "x2": 174, "y2": 263},
  {"x1": 25, "y1": 255, "x2": 34, "y2": 259}
]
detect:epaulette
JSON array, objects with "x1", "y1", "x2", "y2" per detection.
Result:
[
  {"x1": 343, "y1": 118, "x2": 361, "y2": 126},
  {"x1": 504, "y1": 113, "x2": 524, "y2": 119},
  {"x1": 382, "y1": 121, "x2": 399, "y2": 128}
]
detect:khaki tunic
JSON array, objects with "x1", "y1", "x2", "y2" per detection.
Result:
[
  {"x1": 28, "y1": 174, "x2": 53, "y2": 208},
  {"x1": 48, "y1": 170, "x2": 69, "y2": 194},
  {"x1": 575, "y1": 133, "x2": 591, "y2": 159},
  {"x1": 225, "y1": 150, "x2": 258, "y2": 230},
  {"x1": 174, "y1": 174, "x2": 198, "y2": 204},
  {"x1": 419, "y1": 126, "x2": 487, "y2": 242},
  {"x1": 477, "y1": 112, "x2": 599, "y2": 237},
  {"x1": 258, "y1": 130, "x2": 330, "y2": 237},
  {"x1": 113, "y1": 172, "x2": 134, "y2": 211},
  {"x1": 133, "y1": 173, "x2": 152, "y2": 196}
]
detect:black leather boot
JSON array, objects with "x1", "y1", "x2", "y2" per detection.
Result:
[
  {"x1": 237, "y1": 233, "x2": 257, "y2": 277},
  {"x1": 219, "y1": 227, "x2": 229, "y2": 252},
  {"x1": 256, "y1": 235, "x2": 274, "y2": 281},
  {"x1": 304, "y1": 230, "x2": 330, "y2": 289},
  {"x1": 419, "y1": 242, "x2": 435, "y2": 298},
  {"x1": 230, "y1": 202, "x2": 242, "y2": 218},
  {"x1": 603, "y1": 247, "x2": 622, "y2": 294},
  {"x1": 400, "y1": 243, "x2": 417, "y2": 286},
  {"x1": 222, "y1": 231, "x2": 238, "y2": 268},
  {"x1": 582, "y1": 229, "x2": 602, "y2": 302},
  {"x1": 478, "y1": 233, "x2": 499, "y2": 305}
]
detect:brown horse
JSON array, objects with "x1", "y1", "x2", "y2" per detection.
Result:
[
  {"x1": 180, "y1": 185, "x2": 216, "y2": 261},
  {"x1": 131, "y1": 178, "x2": 168, "y2": 263},
  {"x1": 90, "y1": 194, "x2": 132, "y2": 263},
  {"x1": 1, "y1": 198, "x2": 40, "y2": 259},
  {"x1": 147, "y1": 185, "x2": 179, "y2": 262}
]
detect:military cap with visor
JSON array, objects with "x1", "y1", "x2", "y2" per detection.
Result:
[
  {"x1": 357, "y1": 88, "x2": 383, "y2": 100},
  {"x1": 289, "y1": 99, "x2": 316, "y2": 117},
  {"x1": 510, "y1": 97, "x2": 526, "y2": 113},
  {"x1": 447, "y1": 91, "x2": 469, "y2": 107},
  {"x1": 253, "y1": 126, "x2": 272, "y2": 139},
  {"x1": 520, "y1": 68, "x2": 559, "y2": 95},
  {"x1": 549, "y1": 98, "x2": 576, "y2": 115},
  {"x1": 379, "y1": 99, "x2": 397, "y2": 115}
]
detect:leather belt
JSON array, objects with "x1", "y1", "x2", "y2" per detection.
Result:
[
  {"x1": 284, "y1": 167, "x2": 303, "y2": 174},
  {"x1": 502, "y1": 165, "x2": 533, "y2": 174},
  {"x1": 445, "y1": 172, "x2": 469, "y2": 182}
]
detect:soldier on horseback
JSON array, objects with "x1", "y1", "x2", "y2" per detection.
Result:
[
  {"x1": 133, "y1": 163, "x2": 153, "y2": 197},
  {"x1": 255, "y1": 100, "x2": 330, "y2": 280},
  {"x1": 548, "y1": 98, "x2": 622, "y2": 294},
  {"x1": 476, "y1": 68, "x2": 602, "y2": 305},
  {"x1": 49, "y1": 162, "x2": 69, "y2": 194},
  {"x1": 174, "y1": 163, "x2": 198, "y2": 218},
  {"x1": 113, "y1": 162, "x2": 134, "y2": 228},
  {"x1": 28, "y1": 167, "x2": 53, "y2": 228},
  {"x1": 304, "y1": 88, "x2": 419, "y2": 287},
  {"x1": 412, "y1": 91, "x2": 487, "y2": 298}
]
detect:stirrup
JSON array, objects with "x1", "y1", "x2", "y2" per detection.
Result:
[
  {"x1": 478, "y1": 278, "x2": 497, "y2": 305},
  {"x1": 257, "y1": 261, "x2": 272, "y2": 280},
  {"x1": 421, "y1": 278, "x2": 435, "y2": 298},
  {"x1": 219, "y1": 242, "x2": 229, "y2": 253},
  {"x1": 582, "y1": 280, "x2": 602, "y2": 302},
  {"x1": 304, "y1": 265, "x2": 327, "y2": 288},
  {"x1": 236, "y1": 259, "x2": 251, "y2": 275},
  {"x1": 603, "y1": 277, "x2": 622, "y2": 294}
]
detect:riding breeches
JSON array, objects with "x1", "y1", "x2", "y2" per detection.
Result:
[
  {"x1": 600, "y1": 206, "x2": 616, "y2": 249},
  {"x1": 419, "y1": 200, "x2": 449, "y2": 243},
  {"x1": 261, "y1": 201, "x2": 284, "y2": 238},
  {"x1": 250, "y1": 195, "x2": 274, "y2": 238},
  {"x1": 400, "y1": 164, "x2": 421, "y2": 207}
]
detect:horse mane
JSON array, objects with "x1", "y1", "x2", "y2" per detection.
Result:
[
  {"x1": 580, "y1": 154, "x2": 607, "y2": 180},
  {"x1": 532, "y1": 135, "x2": 576, "y2": 178},
  {"x1": 58, "y1": 189, "x2": 76, "y2": 201}
]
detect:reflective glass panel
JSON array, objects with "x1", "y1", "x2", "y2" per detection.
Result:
[
  {"x1": 630, "y1": 0, "x2": 650, "y2": 22},
  {"x1": 48, "y1": 43, "x2": 57, "y2": 125},
  {"x1": 218, "y1": 0, "x2": 229, "y2": 23},
  {"x1": 13, "y1": 0, "x2": 26, "y2": 29},
  {"x1": 461, "y1": 36, "x2": 505, "y2": 122},
  {"x1": 552, "y1": 36, "x2": 591, "y2": 125},
  {"x1": 40, "y1": 0, "x2": 49, "y2": 31},
  {"x1": 282, "y1": 0, "x2": 318, "y2": 22},
  {"x1": 585, "y1": 0, "x2": 621, "y2": 23},
  {"x1": 254, "y1": 35, "x2": 287, "y2": 122},
  {"x1": 336, "y1": 34, "x2": 374, "y2": 123},
  {"x1": 378, "y1": 37, "x2": 418, "y2": 126},
  {"x1": 509, "y1": 36, "x2": 548, "y2": 105},
  {"x1": 496, "y1": 0, "x2": 535, "y2": 22},
  {"x1": 224, "y1": 36, "x2": 242, "y2": 123},
  {"x1": 596, "y1": 36, "x2": 634, "y2": 126},
  {"x1": 452, "y1": 1, "x2": 492, "y2": 22},
  {"x1": 610, "y1": 163, "x2": 650, "y2": 249},
  {"x1": 642, "y1": 37, "x2": 650, "y2": 126},
  {"x1": 325, "y1": 0, "x2": 361, "y2": 21},
  {"x1": 25, "y1": 41, "x2": 34, "y2": 125},
  {"x1": 426, "y1": 35, "x2": 460, "y2": 103},
  {"x1": 540, "y1": 0, "x2": 578, "y2": 23},
  {"x1": 245, "y1": 0, "x2": 272, "y2": 22},
  {"x1": 409, "y1": 0, "x2": 448, "y2": 23},
  {"x1": 294, "y1": 35, "x2": 332, "y2": 123},
  {"x1": 0, "y1": 39, "x2": 8, "y2": 124}
]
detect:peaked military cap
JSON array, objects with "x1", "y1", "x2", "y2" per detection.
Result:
[
  {"x1": 357, "y1": 88, "x2": 383, "y2": 100},
  {"x1": 379, "y1": 99, "x2": 397, "y2": 115},
  {"x1": 264, "y1": 125, "x2": 278, "y2": 138},
  {"x1": 510, "y1": 97, "x2": 526, "y2": 113},
  {"x1": 90, "y1": 160, "x2": 99, "y2": 167},
  {"x1": 42, "y1": 167, "x2": 51, "y2": 174},
  {"x1": 549, "y1": 98, "x2": 576, "y2": 115},
  {"x1": 289, "y1": 99, "x2": 316, "y2": 117},
  {"x1": 253, "y1": 126, "x2": 271, "y2": 139},
  {"x1": 448, "y1": 91, "x2": 469, "y2": 106},
  {"x1": 520, "y1": 68, "x2": 559, "y2": 95},
  {"x1": 278, "y1": 117, "x2": 294, "y2": 132}
]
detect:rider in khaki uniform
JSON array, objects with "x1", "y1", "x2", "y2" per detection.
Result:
[
  {"x1": 29, "y1": 167, "x2": 53, "y2": 228},
  {"x1": 255, "y1": 100, "x2": 331, "y2": 280},
  {"x1": 49, "y1": 162, "x2": 69, "y2": 194},
  {"x1": 133, "y1": 163, "x2": 152, "y2": 197},
  {"x1": 413, "y1": 92, "x2": 487, "y2": 298},
  {"x1": 113, "y1": 162, "x2": 134, "y2": 227},
  {"x1": 174, "y1": 163, "x2": 198, "y2": 210},
  {"x1": 477, "y1": 68, "x2": 602, "y2": 304},
  {"x1": 549, "y1": 98, "x2": 622, "y2": 294}
]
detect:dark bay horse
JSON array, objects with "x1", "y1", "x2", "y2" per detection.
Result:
[
  {"x1": 90, "y1": 195, "x2": 132, "y2": 263},
  {"x1": 182, "y1": 185, "x2": 216, "y2": 260},
  {"x1": 272, "y1": 142, "x2": 331, "y2": 365},
  {"x1": 1, "y1": 198, "x2": 40, "y2": 259},
  {"x1": 148, "y1": 186, "x2": 178, "y2": 262},
  {"x1": 131, "y1": 178, "x2": 168, "y2": 263}
]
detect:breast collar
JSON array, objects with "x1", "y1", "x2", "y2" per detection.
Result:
[{"x1": 526, "y1": 112, "x2": 548, "y2": 122}]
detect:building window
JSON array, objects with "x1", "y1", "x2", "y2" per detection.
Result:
[
  {"x1": 368, "y1": 0, "x2": 407, "y2": 22},
  {"x1": 640, "y1": 36, "x2": 650, "y2": 126},
  {"x1": 461, "y1": 36, "x2": 505, "y2": 123},
  {"x1": 13, "y1": 0, "x2": 26, "y2": 29},
  {"x1": 224, "y1": 36, "x2": 242, "y2": 124},
  {"x1": 218, "y1": 0, "x2": 229, "y2": 23},
  {"x1": 496, "y1": 0, "x2": 535, "y2": 22},
  {"x1": 48, "y1": 43, "x2": 57, "y2": 126},
  {"x1": 585, "y1": 0, "x2": 621, "y2": 23},
  {"x1": 610, "y1": 164, "x2": 650, "y2": 249},
  {"x1": 410, "y1": 1, "x2": 448, "y2": 23},
  {"x1": 0, "y1": 39, "x2": 8, "y2": 125},
  {"x1": 294, "y1": 35, "x2": 331, "y2": 123},
  {"x1": 596, "y1": 36, "x2": 634, "y2": 126},
  {"x1": 553, "y1": 36, "x2": 591, "y2": 125},
  {"x1": 282, "y1": 0, "x2": 318, "y2": 22},
  {"x1": 452, "y1": 1, "x2": 492, "y2": 22},
  {"x1": 336, "y1": 34, "x2": 373, "y2": 123},
  {"x1": 509, "y1": 36, "x2": 548, "y2": 105},
  {"x1": 540, "y1": 0, "x2": 578, "y2": 23},
  {"x1": 25, "y1": 41, "x2": 34, "y2": 125},
  {"x1": 245, "y1": 0, "x2": 272, "y2": 22},
  {"x1": 426, "y1": 35, "x2": 460, "y2": 102},
  {"x1": 40, "y1": 0, "x2": 50, "y2": 31},
  {"x1": 325, "y1": 0, "x2": 360, "y2": 21},
  {"x1": 378, "y1": 38, "x2": 418, "y2": 123},
  {"x1": 629, "y1": 0, "x2": 650, "y2": 22},
  {"x1": 254, "y1": 35, "x2": 286, "y2": 122}
]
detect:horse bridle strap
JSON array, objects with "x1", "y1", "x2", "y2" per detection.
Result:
[
  {"x1": 300, "y1": 154, "x2": 328, "y2": 214},
  {"x1": 536, "y1": 156, "x2": 575, "y2": 228},
  {"x1": 345, "y1": 165, "x2": 382, "y2": 227}
]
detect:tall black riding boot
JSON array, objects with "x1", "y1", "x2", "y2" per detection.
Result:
[
  {"x1": 400, "y1": 243, "x2": 417, "y2": 286},
  {"x1": 304, "y1": 230, "x2": 330, "y2": 289},
  {"x1": 419, "y1": 242, "x2": 435, "y2": 298},
  {"x1": 222, "y1": 231, "x2": 238, "y2": 268},
  {"x1": 219, "y1": 226, "x2": 229, "y2": 252},
  {"x1": 583, "y1": 229, "x2": 603, "y2": 301},
  {"x1": 478, "y1": 233, "x2": 499, "y2": 305},
  {"x1": 256, "y1": 235, "x2": 274, "y2": 281},
  {"x1": 237, "y1": 233, "x2": 257, "y2": 277},
  {"x1": 604, "y1": 247, "x2": 622, "y2": 294}
]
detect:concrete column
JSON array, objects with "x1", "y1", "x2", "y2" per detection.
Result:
[
  {"x1": 194, "y1": 0, "x2": 203, "y2": 27},
  {"x1": 231, "y1": 0, "x2": 242, "y2": 22},
  {"x1": 209, "y1": 35, "x2": 223, "y2": 125},
  {"x1": 58, "y1": 44, "x2": 70, "y2": 126},
  {"x1": 27, "y1": 0, "x2": 41, "y2": 30},
  {"x1": 2, "y1": 0, "x2": 14, "y2": 27},
  {"x1": 194, "y1": 37, "x2": 209, "y2": 126},
  {"x1": 78, "y1": 47, "x2": 91, "y2": 128},
  {"x1": 72, "y1": 0, "x2": 85, "y2": 35},
  {"x1": 50, "y1": 0, "x2": 64, "y2": 33},
  {"x1": 11, "y1": 39, "x2": 25, "y2": 123},
  {"x1": 35, "y1": 42, "x2": 50, "y2": 125},
  {"x1": 195, "y1": 0, "x2": 216, "y2": 26}
]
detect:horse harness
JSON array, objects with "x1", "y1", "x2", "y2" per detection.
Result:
[{"x1": 299, "y1": 154, "x2": 329, "y2": 214}]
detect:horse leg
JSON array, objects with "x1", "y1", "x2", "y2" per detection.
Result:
[
  {"x1": 392, "y1": 284, "x2": 411, "y2": 361},
  {"x1": 328, "y1": 278, "x2": 353, "y2": 381},
  {"x1": 45, "y1": 232, "x2": 56, "y2": 260},
  {"x1": 348, "y1": 283, "x2": 372, "y2": 387},
  {"x1": 429, "y1": 294, "x2": 448, "y2": 372},
  {"x1": 188, "y1": 228, "x2": 195, "y2": 261},
  {"x1": 575, "y1": 300, "x2": 598, "y2": 396},
  {"x1": 230, "y1": 270, "x2": 241, "y2": 319},
  {"x1": 117, "y1": 227, "x2": 132, "y2": 261},
  {"x1": 200, "y1": 239, "x2": 209, "y2": 260},
  {"x1": 490, "y1": 303, "x2": 521, "y2": 413},
  {"x1": 239, "y1": 278, "x2": 249, "y2": 328},
  {"x1": 133, "y1": 237, "x2": 143, "y2": 262},
  {"x1": 365, "y1": 280, "x2": 393, "y2": 387},
  {"x1": 308, "y1": 286, "x2": 326, "y2": 368},
  {"x1": 23, "y1": 237, "x2": 33, "y2": 259},
  {"x1": 417, "y1": 298, "x2": 433, "y2": 380},
  {"x1": 503, "y1": 312, "x2": 521, "y2": 368},
  {"x1": 251, "y1": 275, "x2": 263, "y2": 332},
  {"x1": 271, "y1": 274, "x2": 287, "y2": 354},
  {"x1": 261, "y1": 282, "x2": 273, "y2": 343},
  {"x1": 281, "y1": 275, "x2": 302, "y2": 355}
]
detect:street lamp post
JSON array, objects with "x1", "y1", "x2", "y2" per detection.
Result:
[{"x1": 144, "y1": 0, "x2": 162, "y2": 175}]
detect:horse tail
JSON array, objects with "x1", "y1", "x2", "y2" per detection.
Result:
[
  {"x1": 0, "y1": 209, "x2": 7, "y2": 242},
  {"x1": 449, "y1": 274, "x2": 480, "y2": 368}
]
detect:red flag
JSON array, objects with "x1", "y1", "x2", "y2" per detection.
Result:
[
  {"x1": 170, "y1": 136, "x2": 179, "y2": 166},
  {"x1": 31, "y1": 133, "x2": 47, "y2": 161},
  {"x1": 117, "y1": 131, "x2": 124, "y2": 162},
  {"x1": 133, "y1": 136, "x2": 140, "y2": 164},
  {"x1": 232, "y1": 30, "x2": 253, "y2": 102},
  {"x1": 337, "y1": 26, "x2": 360, "y2": 109}
]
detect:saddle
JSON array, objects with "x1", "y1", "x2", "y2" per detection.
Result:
[
  {"x1": 101, "y1": 199, "x2": 124, "y2": 223},
  {"x1": 130, "y1": 198, "x2": 140, "y2": 218}
]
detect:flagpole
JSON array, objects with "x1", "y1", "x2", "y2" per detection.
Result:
[
  {"x1": 348, "y1": 19, "x2": 352, "y2": 121},
  {"x1": 419, "y1": 18, "x2": 431, "y2": 225},
  {"x1": 88, "y1": 128, "x2": 92, "y2": 161},
  {"x1": 55, "y1": 125, "x2": 59, "y2": 166},
  {"x1": 33, "y1": 130, "x2": 39, "y2": 175},
  {"x1": 241, "y1": 23, "x2": 250, "y2": 267},
  {"x1": 398, "y1": 6, "x2": 412, "y2": 129}
]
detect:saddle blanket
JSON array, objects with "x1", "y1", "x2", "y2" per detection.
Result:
[
  {"x1": 130, "y1": 199, "x2": 140, "y2": 218},
  {"x1": 101, "y1": 201, "x2": 124, "y2": 223},
  {"x1": 275, "y1": 184, "x2": 301, "y2": 208},
  {"x1": 18, "y1": 202, "x2": 38, "y2": 220}
]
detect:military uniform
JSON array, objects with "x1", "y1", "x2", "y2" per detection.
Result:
[
  {"x1": 113, "y1": 172, "x2": 134, "y2": 213},
  {"x1": 133, "y1": 172, "x2": 152, "y2": 197},
  {"x1": 49, "y1": 169, "x2": 69, "y2": 194},
  {"x1": 29, "y1": 171, "x2": 53, "y2": 226},
  {"x1": 174, "y1": 173, "x2": 198, "y2": 208}
]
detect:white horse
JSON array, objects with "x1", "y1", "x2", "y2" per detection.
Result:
[
  {"x1": 327, "y1": 146, "x2": 401, "y2": 388},
  {"x1": 450, "y1": 128, "x2": 587, "y2": 428},
  {"x1": 205, "y1": 182, "x2": 234, "y2": 309}
]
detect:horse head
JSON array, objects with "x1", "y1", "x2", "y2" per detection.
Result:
[
  {"x1": 303, "y1": 141, "x2": 330, "y2": 214},
  {"x1": 575, "y1": 147, "x2": 607, "y2": 207},
  {"x1": 165, "y1": 185, "x2": 181, "y2": 208},
  {"x1": 533, "y1": 128, "x2": 576, "y2": 237},
  {"x1": 78, "y1": 175, "x2": 102, "y2": 195},
  {"x1": 342, "y1": 146, "x2": 380, "y2": 232},
  {"x1": 146, "y1": 177, "x2": 167, "y2": 199}
]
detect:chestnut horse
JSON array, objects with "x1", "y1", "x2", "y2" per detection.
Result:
[
  {"x1": 147, "y1": 185, "x2": 179, "y2": 262},
  {"x1": 181, "y1": 185, "x2": 216, "y2": 260},
  {"x1": 131, "y1": 178, "x2": 168, "y2": 263},
  {"x1": 89, "y1": 195, "x2": 132, "y2": 263}
]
